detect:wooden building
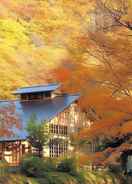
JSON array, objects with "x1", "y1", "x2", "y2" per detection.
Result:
[{"x1": 0, "y1": 83, "x2": 83, "y2": 166}]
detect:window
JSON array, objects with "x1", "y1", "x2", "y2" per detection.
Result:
[
  {"x1": 20, "y1": 92, "x2": 52, "y2": 101},
  {"x1": 49, "y1": 124, "x2": 68, "y2": 136},
  {"x1": 21, "y1": 94, "x2": 28, "y2": 101},
  {"x1": 49, "y1": 139, "x2": 68, "y2": 158},
  {"x1": 28, "y1": 93, "x2": 43, "y2": 100},
  {"x1": 45, "y1": 92, "x2": 51, "y2": 98},
  {"x1": 5, "y1": 143, "x2": 12, "y2": 151}
]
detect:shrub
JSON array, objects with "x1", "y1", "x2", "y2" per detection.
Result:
[
  {"x1": 57, "y1": 158, "x2": 86, "y2": 184},
  {"x1": 20, "y1": 155, "x2": 45, "y2": 177},
  {"x1": 20, "y1": 156, "x2": 86, "y2": 184},
  {"x1": 42, "y1": 159, "x2": 57, "y2": 172},
  {"x1": 108, "y1": 164, "x2": 122, "y2": 175},
  {"x1": 37, "y1": 172, "x2": 76, "y2": 184},
  {"x1": 20, "y1": 155, "x2": 57, "y2": 177},
  {"x1": 74, "y1": 171, "x2": 86, "y2": 184},
  {"x1": 57, "y1": 158, "x2": 77, "y2": 176}
]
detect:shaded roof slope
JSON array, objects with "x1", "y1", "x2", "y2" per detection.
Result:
[{"x1": 0, "y1": 94, "x2": 80, "y2": 141}]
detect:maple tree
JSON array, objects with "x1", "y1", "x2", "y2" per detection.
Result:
[
  {"x1": 0, "y1": 103, "x2": 20, "y2": 137},
  {"x1": 98, "y1": 0, "x2": 132, "y2": 31},
  {"x1": 0, "y1": 0, "x2": 131, "y2": 171},
  {"x1": 52, "y1": 0, "x2": 132, "y2": 170}
]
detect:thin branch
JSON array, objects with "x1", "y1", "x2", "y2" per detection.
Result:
[{"x1": 97, "y1": 0, "x2": 132, "y2": 31}]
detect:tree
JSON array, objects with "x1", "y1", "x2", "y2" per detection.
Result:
[
  {"x1": 97, "y1": 0, "x2": 132, "y2": 31},
  {"x1": 71, "y1": 34, "x2": 132, "y2": 170},
  {"x1": 0, "y1": 102, "x2": 20, "y2": 137},
  {"x1": 26, "y1": 114, "x2": 49, "y2": 157},
  {"x1": 0, "y1": 0, "x2": 131, "y2": 173},
  {"x1": 52, "y1": 1, "x2": 132, "y2": 172}
]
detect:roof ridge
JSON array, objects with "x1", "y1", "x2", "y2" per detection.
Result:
[
  {"x1": 17, "y1": 82, "x2": 59, "y2": 90},
  {"x1": 0, "y1": 99, "x2": 18, "y2": 102},
  {"x1": 61, "y1": 92, "x2": 80, "y2": 96}
]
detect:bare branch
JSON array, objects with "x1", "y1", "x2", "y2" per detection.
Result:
[{"x1": 95, "y1": 0, "x2": 132, "y2": 31}]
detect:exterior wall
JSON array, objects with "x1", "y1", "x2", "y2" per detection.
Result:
[
  {"x1": 0, "y1": 103, "x2": 93, "y2": 164},
  {"x1": 0, "y1": 141, "x2": 30, "y2": 166},
  {"x1": 45, "y1": 103, "x2": 93, "y2": 157}
]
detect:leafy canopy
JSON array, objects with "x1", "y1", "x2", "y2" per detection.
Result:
[{"x1": 26, "y1": 114, "x2": 49, "y2": 153}]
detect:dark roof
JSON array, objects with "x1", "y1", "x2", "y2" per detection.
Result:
[
  {"x1": 13, "y1": 83, "x2": 60, "y2": 95},
  {"x1": 0, "y1": 94, "x2": 80, "y2": 142}
]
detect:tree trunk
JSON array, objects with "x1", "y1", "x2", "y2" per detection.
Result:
[{"x1": 38, "y1": 148, "x2": 43, "y2": 158}]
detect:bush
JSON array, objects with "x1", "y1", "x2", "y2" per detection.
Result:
[
  {"x1": 42, "y1": 159, "x2": 57, "y2": 172},
  {"x1": 74, "y1": 171, "x2": 86, "y2": 184},
  {"x1": 20, "y1": 155, "x2": 56, "y2": 177},
  {"x1": 108, "y1": 164, "x2": 122, "y2": 174},
  {"x1": 37, "y1": 172, "x2": 76, "y2": 184},
  {"x1": 20, "y1": 156, "x2": 86, "y2": 184},
  {"x1": 20, "y1": 155, "x2": 45, "y2": 177},
  {"x1": 57, "y1": 158, "x2": 78, "y2": 176},
  {"x1": 57, "y1": 158, "x2": 86, "y2": 184}
]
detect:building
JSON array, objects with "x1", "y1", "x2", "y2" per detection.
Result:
[{"x1": 0, "y1": 83, "x2": 83, "y2": 166}]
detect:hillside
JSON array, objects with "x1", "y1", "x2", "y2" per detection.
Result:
[{"x1": 0, "y1": 0, "x2": 95, "y2": 99}]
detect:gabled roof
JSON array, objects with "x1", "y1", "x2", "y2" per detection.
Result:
[
  {"x1": 13, "y1": 83, "x2": 60, "y2": 95},
  {"x1": 0, "y1": 94, "x2": 80, "y2": 142}
]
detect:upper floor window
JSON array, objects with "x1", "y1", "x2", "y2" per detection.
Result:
[
  {"x1": 45, "y1": 92, "x2": 51, "y2": 98},
  {"x1": 49, "y1": 124, "x2": 68, "y2": 136},
  {"x1": 20, "y1": 92, "x2": 51, "y2": 101}
]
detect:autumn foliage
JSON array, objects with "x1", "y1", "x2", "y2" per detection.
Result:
[
  {"x1": 0, "y1": 103, "x2": 20, "y2": 137},
  {"x1": 52, "y1": 0, "x2": 132, "y2": 167},
  {"x1": 0, "y1": 0, "x2": 132, "y2": 168}
]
